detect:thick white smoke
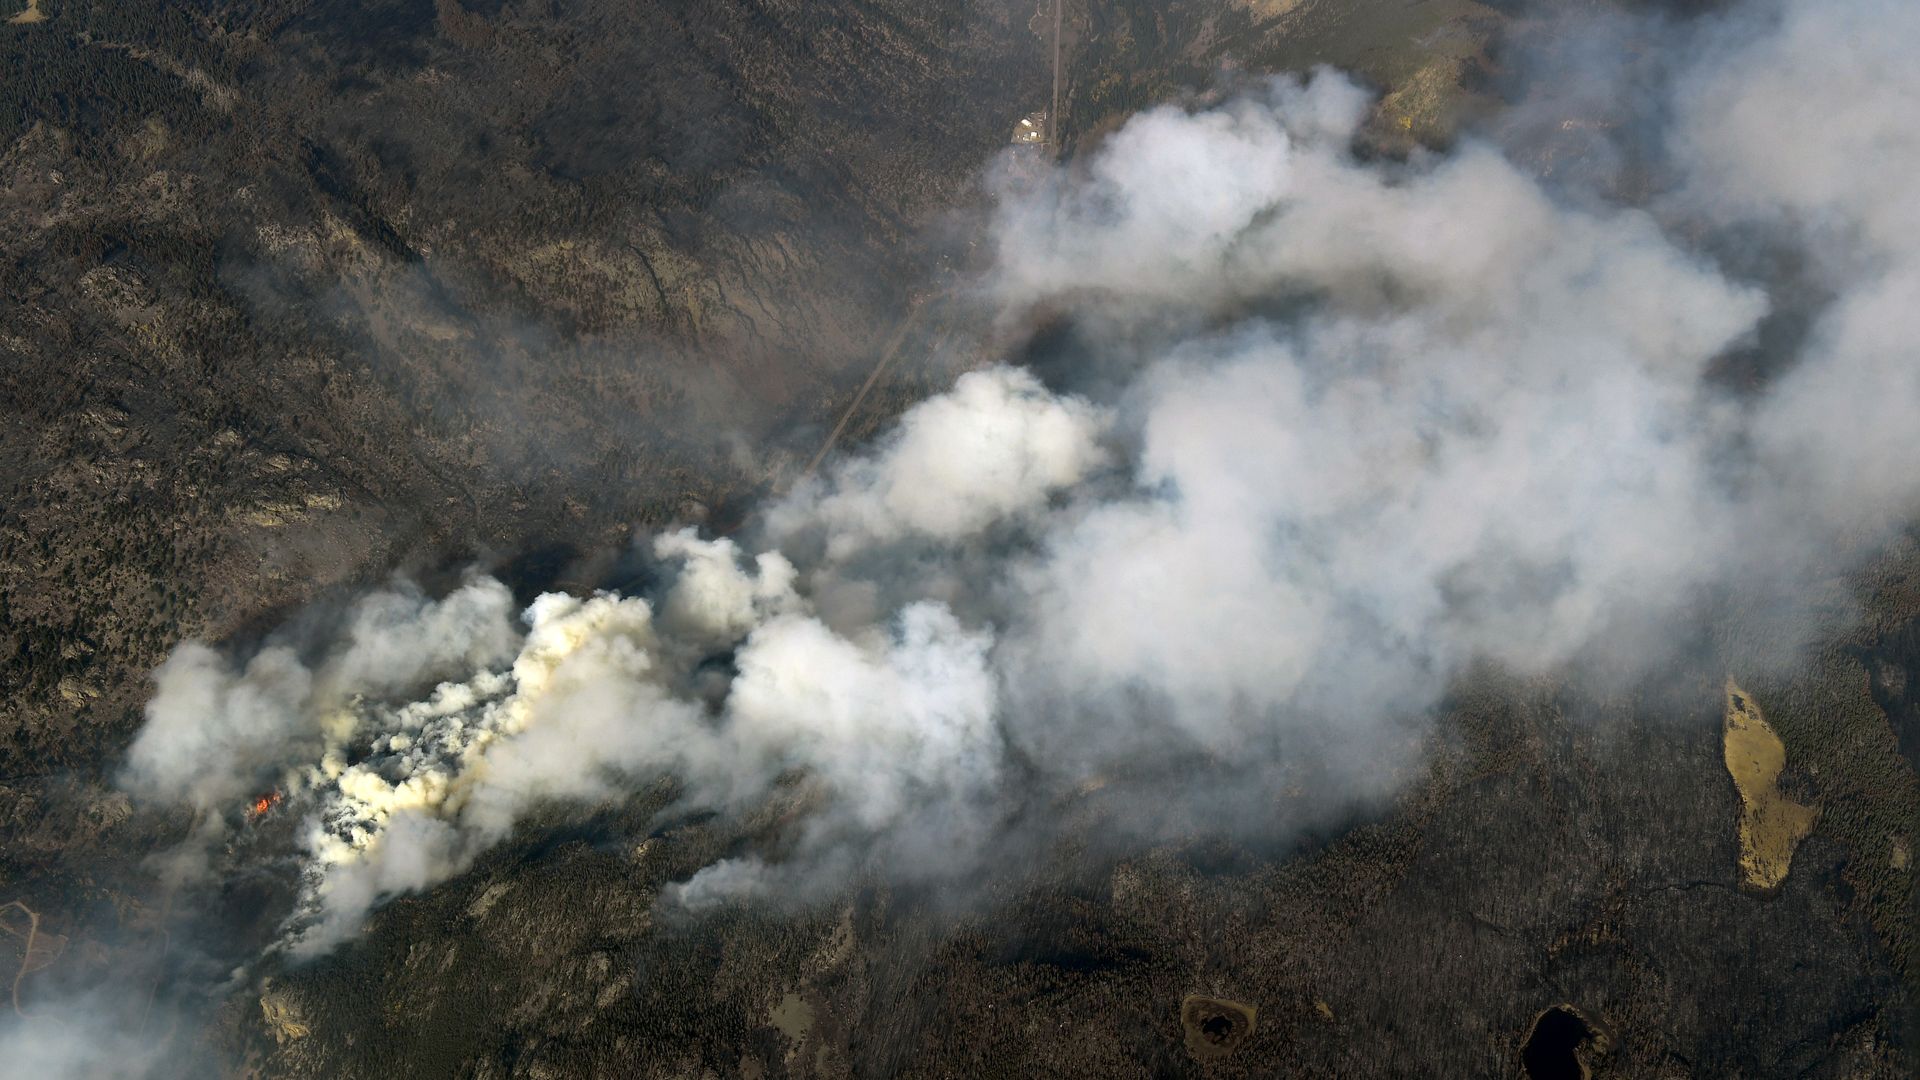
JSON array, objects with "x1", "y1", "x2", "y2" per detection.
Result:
[
  {"x1": 1673, "y1": 0, "x2": 1920, "y2": 529},
  {"x1": 765, "y1": 365, "x2": 1111, "y2": 558},
  {"x1": 989, "y1": 83, "x2": 1771, "y2": 762},
  {"x1": 122, "y1": 577, "x2": 518, "y2": 813},
  {"x1": 118, "y1": 0, "x2": 1920, "y2": 956}
]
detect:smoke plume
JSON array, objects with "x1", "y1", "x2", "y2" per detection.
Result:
[{"x1": 117, "y1": 0, "x2": 1920, "y2": 959}]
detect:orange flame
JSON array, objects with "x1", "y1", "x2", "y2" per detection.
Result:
[{"x1": 247, "y1": 791, "x2": 282, "y2": 820}]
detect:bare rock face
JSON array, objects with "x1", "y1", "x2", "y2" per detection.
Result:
[{"x1": 258, "y1": 981, "x2": 313, "y2": 1045}]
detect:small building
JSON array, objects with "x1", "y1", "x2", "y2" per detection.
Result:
[{"x1": 1011, "y1": 111, "x2": 1049, "y2": 146}]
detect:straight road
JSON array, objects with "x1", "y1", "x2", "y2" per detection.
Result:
[
  {"x1": 1051, "y1": 0, "x2": 1064, "y2": 153},
  {"x1": 791, "y1": 4, "x2": 1063, "y2": 491}
]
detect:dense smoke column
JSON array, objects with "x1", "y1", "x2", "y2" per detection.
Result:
[{"x1": 98, "y1": 0, "x2": 1920, "y2": 960}]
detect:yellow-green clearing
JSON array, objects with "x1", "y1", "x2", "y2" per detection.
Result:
[{"x1": 1724, "y1": 679, "x2": 1818, "y2": 891}]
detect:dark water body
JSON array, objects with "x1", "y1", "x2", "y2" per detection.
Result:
[{"x1": 1523, "y1": 1007, "x2": 1594, "y2": 1080}]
